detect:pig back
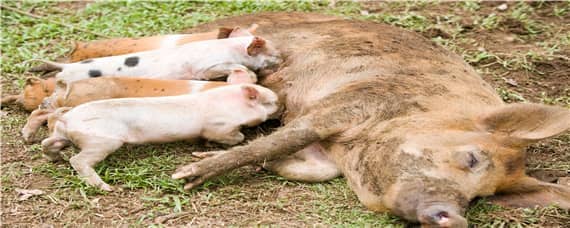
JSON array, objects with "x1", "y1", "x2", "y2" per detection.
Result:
[{"x1": 186, "y1": 13, "x2": 504, "y2": 122}]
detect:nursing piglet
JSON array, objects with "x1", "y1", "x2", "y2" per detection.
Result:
[
  {"x1": 41, "y1": 84, "x2": 278, "y2": 191},
  {"x1": 1, "y1": 77, "x2": 55, "y2": 111},
  {"x1": 37, "y1": 36, "x2": 281, "y2": 82},
  {"x1": 66, "y1": 25, "x2": 258, "y2": 62},
  {"x1": 22, "y1": 67, "x2": 256, "y2": 142}
]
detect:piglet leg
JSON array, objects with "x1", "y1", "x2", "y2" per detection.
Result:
[
  {"x1": 1, "y1": 94, "x2": 21, "y2": 107},
  {"x1": 22, "y1": 109, "x2": 53, "y2": 142},
  {"x1": 203, "y1": 128, "x2": 245, "y2": 146},
  {"x1": 70, "y1": 138, "x2": 123, "y2": 191},
  {"x1": 198, "y1": 63, "x2": 250, "y2": 80}
]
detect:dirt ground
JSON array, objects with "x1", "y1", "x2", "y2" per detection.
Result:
[{"x1": 1, "y1": 1, "x2": 569, "y2": 227}]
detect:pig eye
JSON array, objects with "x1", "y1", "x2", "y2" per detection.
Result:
[{"x1": 467, "y1": 152, "x2": 478, "y2": 168}]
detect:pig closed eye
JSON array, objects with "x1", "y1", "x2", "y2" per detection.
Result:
[{"x1": 468, "y1": 152, "x2": 478, "y2": 168}]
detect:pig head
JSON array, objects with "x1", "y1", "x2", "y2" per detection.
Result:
[
  {"x1": 172, "y1": 13, "x2": 570, "y2": 227},
  {"x1": 1, "y1": 77, "x2": 55, "y2": 111}
]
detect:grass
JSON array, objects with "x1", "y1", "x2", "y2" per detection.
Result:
[{"x1": 2, "y1": 0, "x2": 569, "y2": 226}]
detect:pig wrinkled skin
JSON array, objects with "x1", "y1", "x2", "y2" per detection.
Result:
[
  {"x1": 171, "y1": 13, "x2": 570, "y2": 227},
  {"x1": 21, "y1": 67, "x2": 256, "y2": 142},
  {"x1": 34, "y1": 36, "x2": 281, "y2": 83},
  {"x1": 42, "y1": 84, "x2": 279, "y2": 191}
]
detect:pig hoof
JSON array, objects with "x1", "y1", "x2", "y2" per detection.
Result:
[
  {"x1": 21, "y1": 131, "x2": 34, "y2": 143},
  {"x1": 191, "y1": 151, "x2": 222, "y2": 159}
]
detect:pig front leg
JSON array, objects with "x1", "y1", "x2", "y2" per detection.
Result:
[
  {"x1": 173, "y1": 109, "x2": 351, "y2": 189},
  {"x1": 69, "y1": 136, "x2": 124, "y2": 191},
  {"x1": 263, "y1": 143, "x2": 341, "y2": 182},
  {"x1": 22, "y1": 109, "x2": 53, "y2": 142}
]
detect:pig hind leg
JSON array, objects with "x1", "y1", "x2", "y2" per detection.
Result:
[
  {"x1": 263, "y1": 143, "x2": 341, "y2": 182},
  {"x1": 70, "y1": 137, "x2": 124, "y2": 191},
  {"x1": 22, "y1": 109, "x2": 53, "y2": 142}
]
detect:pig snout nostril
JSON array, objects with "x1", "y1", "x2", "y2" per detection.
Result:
[{"x1": 433, "y1": 211, "x2": 450, "y2": 223}]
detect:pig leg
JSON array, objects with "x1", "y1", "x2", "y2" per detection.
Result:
[
  {"x1": 22, "y1": 109, "x2": 53, "y2": 142},
  {"x1": 69, "y1": 137, "x2": 124, "y2": 191},
  {"x1": 1, "y1": 94, "x2": 21, "y2": 107},
  {"x1": 173, "y1": 107, "x2": 353, "y2": 189},
  {"x1": 41, "y1": 136, "x2": 69, "y2": 162},
  {"x1": 263, "y1": 143, "x2": 341, "y2": 182},
  {"x1": 198, "y1": 63, "x2": 249, "y2": 80}
]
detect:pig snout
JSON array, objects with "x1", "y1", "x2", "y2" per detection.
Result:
[
  {"x1": 389, "y1": 179, "x2": 469, "y2": 228},
  {"x1": 417, "y1": 204, "x2": 467, "y2": 228}
]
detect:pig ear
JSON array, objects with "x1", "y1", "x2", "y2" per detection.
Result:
[
  {"x1": 247, "y1": 37, "x2": 266, "y2": 56},
  {"x1": 217, "y1": 27, "x2": 234, "y2": 39},
  {"x1": 241, "y1": 85, "x2": 259, "y2": 101},
  {"x1": 477, "y1": 103, "x2": 570, "y2": 144},
  {"x1": 489, "y1": 176, "x2": 570, "y2": 209}
]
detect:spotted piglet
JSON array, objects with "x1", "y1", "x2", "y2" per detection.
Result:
[
  {"x1": 41, "y1": 84, "x2": 278, "y2": 191},
  {"x1": 36, "y1": 36, "x2": 281, "y2": 82}
]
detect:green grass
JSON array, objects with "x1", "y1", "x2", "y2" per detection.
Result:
[{"x1": 2, "y1": 0, "x2": 569, "y2": 226}]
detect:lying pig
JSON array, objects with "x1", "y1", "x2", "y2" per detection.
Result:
[
  {"x1": 1, "y1": 77, "x2": 55, "y2": 111},
  {"x1": 42, "y1": 84, "x2": 279, "y2": 191},
  {"x1": 66, "y1": 24, "x2": 258, "y2": 62},
  {"x1": 21, "y1": 67, "x2": 256, "y2": 142},
  {"x1": 171, "y1": 13, "x2": 570, "y2": 227},
  {"x1": 34, "y1": 36, "x2": 281, "y2": 83}
]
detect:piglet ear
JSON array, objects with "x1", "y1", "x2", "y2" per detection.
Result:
[
  {"x1": 217, "y1": 27, "x2": 234, "y2": 39},
  {"x1": 228, "y1": 68, "x2": 257, "y2": 84},
  {"x1": 25, "y1": 77, "x2": 42, "y2": 86},
  {"x1": 247, "y1": 37, "x2": 266, "y2": 56},
  {"x1": 228, "y1": 26, "x2": 249, "y2": 38},
  {"x1": 241, "y1": 85, "x2": 259, "y2": 101},
  {"x1": 247, "y1": 24, "x2": 258, "y2": 33}
]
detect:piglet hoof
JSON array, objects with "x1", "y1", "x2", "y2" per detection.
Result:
[
  {"x1": 99, "y1": 183, "x2": 114, "y2": 192},
  {"x1": 21, "y1": 130, "x2": 35, "y2": 144}
]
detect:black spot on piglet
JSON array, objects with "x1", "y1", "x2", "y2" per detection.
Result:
[
  {"x1": 81, "y1": 59, "x2": 93, "y2": 64},
  {"x1": 124, "y1": 56, "x2": 139, "y2": 67},
  {"x1": 88, "y1": 69, "x2": 102, "y2": 77}
]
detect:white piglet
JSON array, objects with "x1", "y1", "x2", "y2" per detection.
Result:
[
  {"x1": 37, "y1": 36, "x2": 281, "y2": 82},
  {"x1": 41, "y1": 84, "x2": 279, "y2": 191}
]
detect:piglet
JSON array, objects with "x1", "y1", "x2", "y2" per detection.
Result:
[
  {"x1": 1, "y1": 77, "x2": 55, "y2": 111},
  {"x1": 65, "y1": 25, "x2": 258, "y2": 62},
  {"x1": 34, "y1": 36, "x2": 281, "y2": 83},
  {"x1": 22, "y1": 67, "x2": 257, "y2": 142},
  {"x1": 41, "y1": 84, "x2": 278, "y2": 191}
]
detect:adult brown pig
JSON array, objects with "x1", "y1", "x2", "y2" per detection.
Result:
[{"x1": 172, "y1": 13, "x2": 570, "y2": 227}]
